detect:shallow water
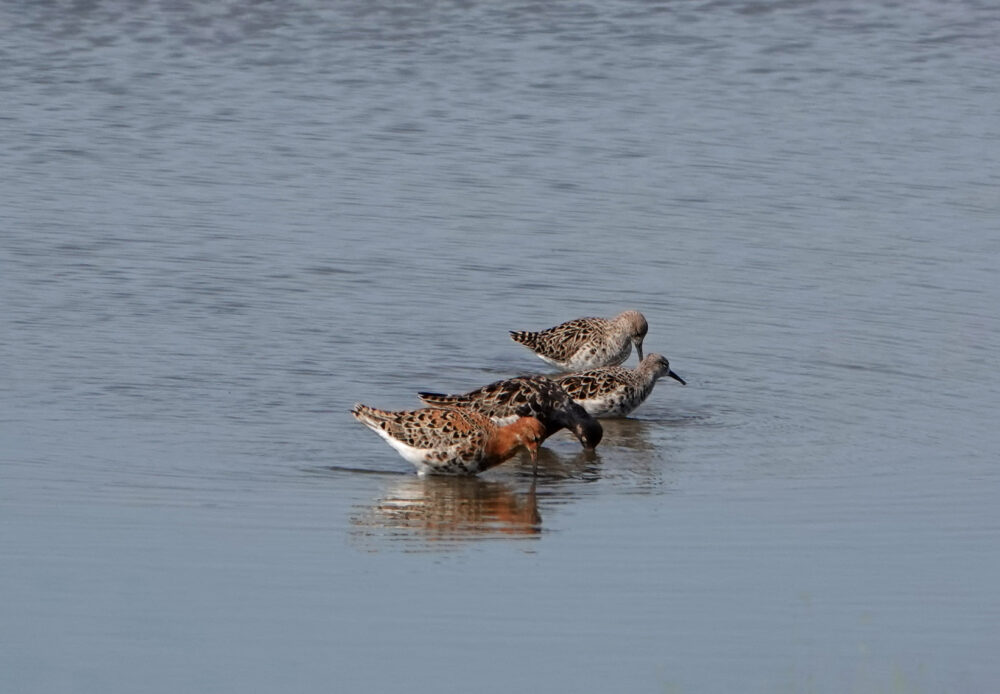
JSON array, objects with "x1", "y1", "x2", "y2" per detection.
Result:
[{"x1": 2, "y1": 0, "x2": 999, "y2": 691}]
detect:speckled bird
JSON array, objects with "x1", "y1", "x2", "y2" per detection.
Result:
[
  {"x1": 553, "y1": 353, "x2": 686, "y2": 418},
  {"x1": 416, "y1": 375, "x2": 603, "y2": 450},
  {"x1": 351, "y1": 404, "x2": 545, "y2": 475},
  {"x1": 509, "y1": 310, "x2": 649, "y2": 371}
]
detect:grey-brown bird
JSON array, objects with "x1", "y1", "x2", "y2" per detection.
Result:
[
  {"x1": 553, "y1": 353, "x2": 685, "y2": 418},
  {"x1": 509, "y1": 310, "x2": 648, "y2": 371}
]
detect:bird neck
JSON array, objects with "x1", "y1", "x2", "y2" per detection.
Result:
[
  {"x1": 635, "y1": 360, "x2": 656, "y2": 380},
  {"x1": 484, "y1": 426, "x2": 520, "y2": 462},
  {"x1": 483, "y1": 420, "x2": 532, "y2": 469}
]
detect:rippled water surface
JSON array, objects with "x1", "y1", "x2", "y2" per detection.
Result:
[{"x1": 2, "y1": 1, "x2": 999, "y2": 692}]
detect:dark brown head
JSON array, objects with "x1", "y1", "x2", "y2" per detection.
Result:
[
  {"x1": 546, "y1": 395, "x2": 602, "y2": 449},
  {"x1": 569, "y1": 414, "x2": 603, "y2": 449},
  {"x1": 520, "y1": 377, "x2": 603, "y2": 450}
]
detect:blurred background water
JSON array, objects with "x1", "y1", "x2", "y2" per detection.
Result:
[{"x1": 2, "y1": 0, "x2": 999, "y2": 692}]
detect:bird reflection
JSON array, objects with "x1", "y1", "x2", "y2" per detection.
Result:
[
  {"x1": 517, "y1": 445, "x2": 603, "y2": 482},
  {"x1": 351, "y1": 475, "x2": 541, "y2": 545},
  {"x1": 575, "y1": 418, "x2": 669, "y2": 493},
  {"x1": 596, "y1": 417, "x2": 656, "y2": 450}
]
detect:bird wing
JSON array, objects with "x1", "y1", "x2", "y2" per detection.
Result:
[
  {"x1": 530, "y1": 317, "x2": 607, "y2": 361},
  {"x1": 354, "y1": 405, "x2": 492, "y2": 451},
  {"x1": 554, "y1": 367, "x2": 629, "y2": 401}
]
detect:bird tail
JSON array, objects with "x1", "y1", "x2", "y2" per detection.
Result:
[
  {"x1": 351, "y1": 403, "x2": 387, "y2": 429},
  {"x1": 509, "y1": 330, "x2": 538, "y2": 348}
]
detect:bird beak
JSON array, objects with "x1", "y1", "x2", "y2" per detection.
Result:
[
  {"x1": 669, "y1": 369, "x2": 686, "y2": 385},
  {"x1": 635, "y1": 339, "x2": 644, "y2": 362},
  {"x1": 528, "y1": 443, "x2": 538, "y2": 463}
]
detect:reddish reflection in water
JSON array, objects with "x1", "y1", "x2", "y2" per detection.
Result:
[{"x1": 352, "y1": 476, "x2": 541, "y2": 546}]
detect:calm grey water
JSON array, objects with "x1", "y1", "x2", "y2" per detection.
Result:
[{"x1": 2, "y1": 1, "x2": 999, "y2": 691}]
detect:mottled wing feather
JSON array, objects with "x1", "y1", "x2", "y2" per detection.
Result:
[
  {"x1": 555, "y1": 367, "x2": 631, "y2": 401},
  {"x1": 487, "y1": 376, "x2": 552, "y2": 418},
  {"x1": 420, "y1": 376, "x2": 545, "y2": 419},
  {"x1": 528, "y1": 377, "x2": 587, "y2": 418},
  {"x1": 420, "y1": 376, "x2": 576, "y2": 421},
  {"x1": 354, "y1": 405, "x2": 492, "y2": 451},
  {"x1": 417, "y1": 391, "x2": 474, "y2": 407},
  {"x1": 529, "y1": 317, "x2": 608, "y2": 362}
]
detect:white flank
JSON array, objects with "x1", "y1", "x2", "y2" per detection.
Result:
[{"x1": 360, "y1": 419, "x2": 435, "y2": 471}]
